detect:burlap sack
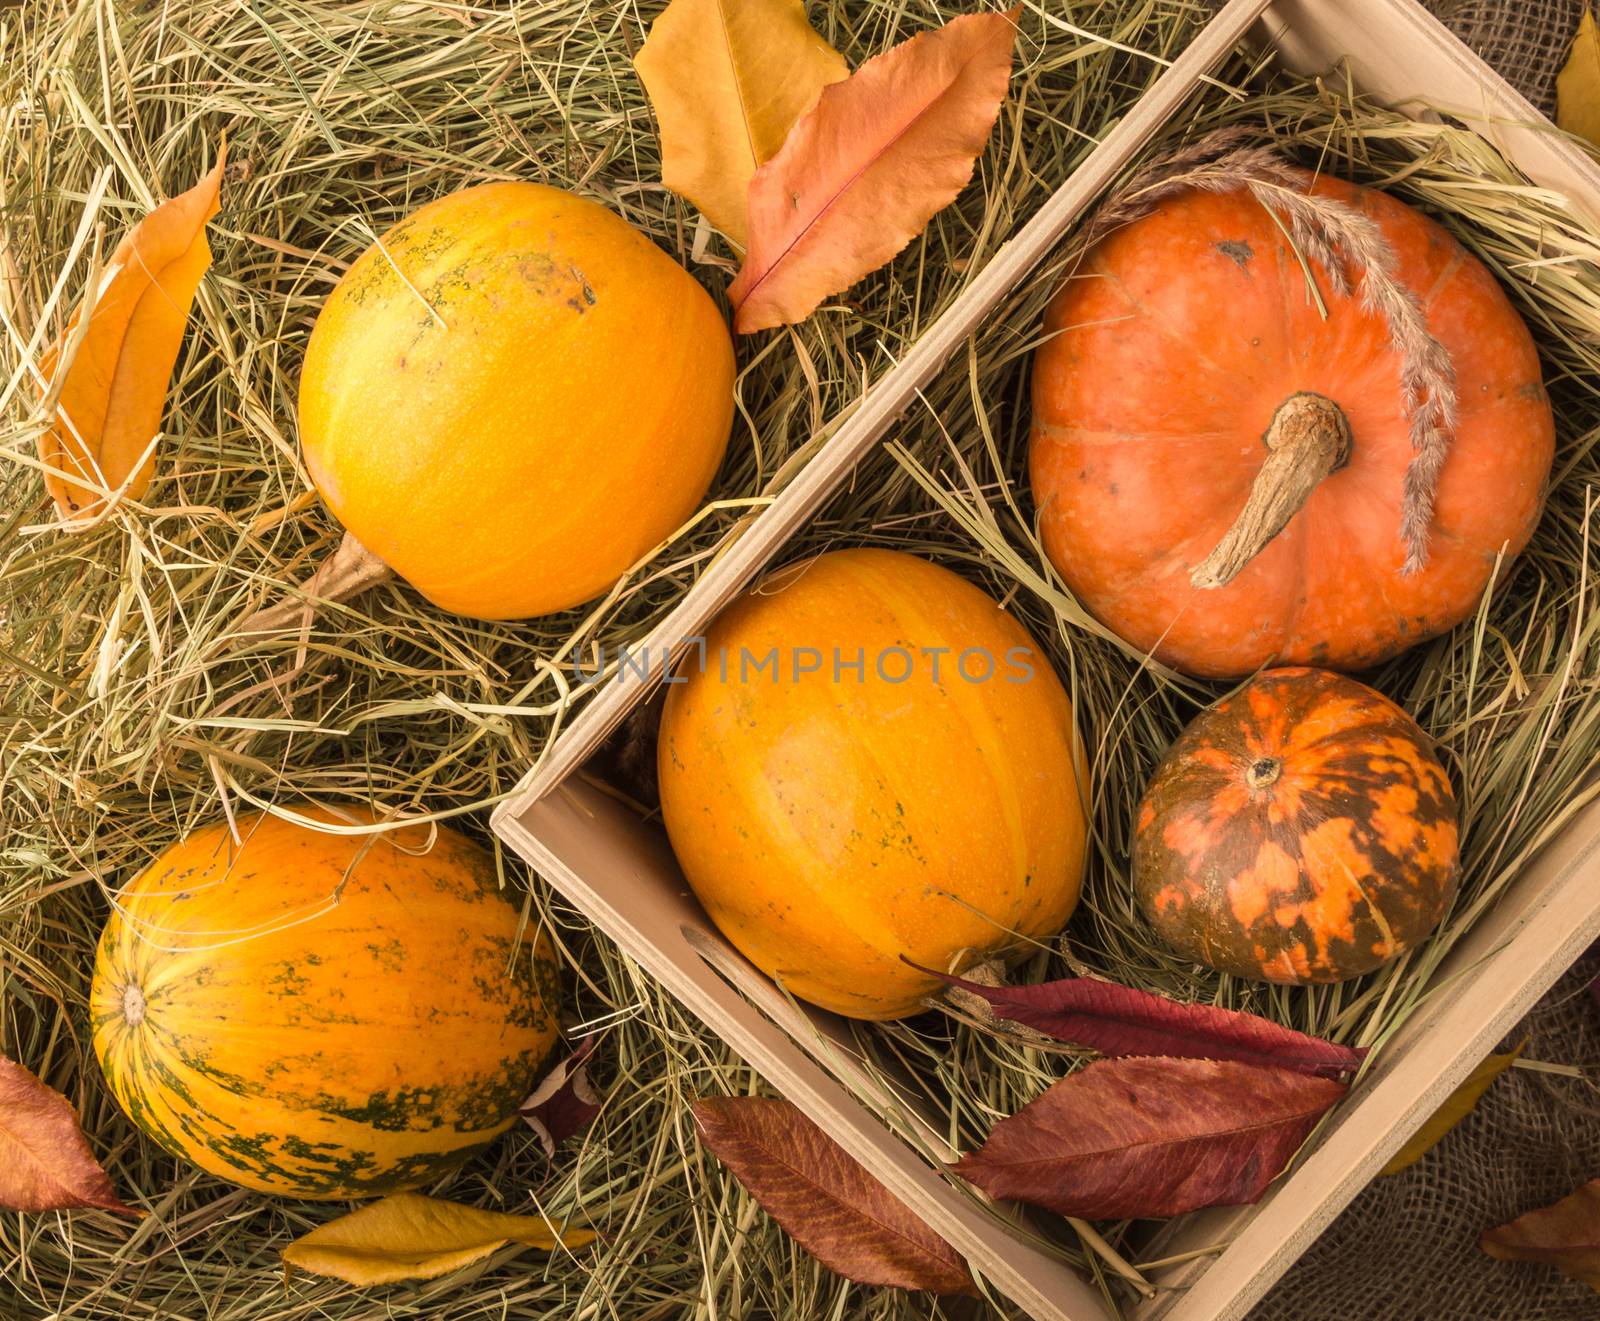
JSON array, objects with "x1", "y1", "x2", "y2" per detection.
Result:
[
  {"x1": 1423, "y1": 0, "x2": 1587, "y2": 115},
  {"x1": 1251, "y1": 953, "x2": 1600, "y2": 1320}
]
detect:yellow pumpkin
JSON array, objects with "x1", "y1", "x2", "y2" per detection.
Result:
[
  {"x1": 91, "y1": 806, "x2": 560, "y2": 1199},
  {"x1": 658, "y1": 549, "x2": 1089, "y2": 1019},
  {"x1": 298, "y1": 182, "x2": 736, "y2": 620}
]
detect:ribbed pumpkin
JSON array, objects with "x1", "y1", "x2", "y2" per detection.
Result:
[
  {"x1": 1030, "y1": 175, "x2": 1554, "y2": 679},
  {"x1": 91, "y1": 807, "x2": 559, "y2": 1199},
  {"x1": 657, "y1": 548, "x2": 1089, "y2": 1020},
  {"x1": 299, "y1": 181, "x2": 735, "y2": 621},
  {"x1": 1132, "y1": 668, "x2": 1459, "y2": 984}
]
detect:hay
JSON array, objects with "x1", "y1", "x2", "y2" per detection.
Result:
[
  {"x1": 773, "y1": 61, "x2": 1600, "y2": 1308},
  {"x1": 5, "y1": 0, "x2": 1600, "y2": 1316},
  {"x1": 0, "y1": 1, "x2": 1208, "y2": 1318}
]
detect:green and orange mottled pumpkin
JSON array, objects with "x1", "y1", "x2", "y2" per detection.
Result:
[
  {"x1": 658, "y1": 548, "x2": 1089, "y2": 1020},
  {"x1": 1132, "y1": 668, "x2": 1458, "y2": 984},
  {"x1": 91, "y1": 806, "x2": 559, "y2": 1199}
]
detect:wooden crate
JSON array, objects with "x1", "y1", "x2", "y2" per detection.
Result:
[{"x1": 492, "y1": 2, "x2": 1600, "y2": 1317}]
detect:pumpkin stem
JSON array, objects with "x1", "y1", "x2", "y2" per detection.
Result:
[
  {"x1": 122, "y1": 984, "x2": 146, "y2": 1027},
  {"x1": 232, "y1": 530, "x2": 396, "y2": 643},
  {"x1": 1191, "y1": 392, "x2": 1352, "y2": 590},
  {"x1": 1246, "y1": 756, "x2": 1282, "y2": 790}
]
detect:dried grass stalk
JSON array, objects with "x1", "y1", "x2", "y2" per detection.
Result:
[
  {"x1": 4, "y1": 4, "x2": 1599, "y2": 1318},
  {"x1": 0, "y1": 1, "x2": 1213, "y2": 1317},
  {"x1": 1081, "y1": 126, "x2": 1460, "y2": 575}
]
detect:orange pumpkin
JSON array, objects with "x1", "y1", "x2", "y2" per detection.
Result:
[
  {"x1": 657, "y1": 548, "x2": 1089, "y2": 1020},
  {"x1": 1132, "y1": 668, "x2": 1458, "y2": 984},
  {"x1": 91, "y1": 806, "x2": 560, "y2": 1198},
  {"x1": 299, "y1": 182, "x2": 735, "y2": 621},
  {"x1": 1029, "y1": 174, "x2": 1553, "y2": 679}
]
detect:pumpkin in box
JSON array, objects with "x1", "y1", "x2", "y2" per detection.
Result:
[
  {"x1": 91, "y1": 806, "x2": 559, "y2": 1199},
  {"x1": 1029, "y1": 172, "x2": 1554, "y2": 679},
  {"x1": 1132, "y1": 668, "x2": 1459, "y2": 984},
  {"x1": 292, "y1": 181, "x2": 735, "y2": 622},
  {"x1": 657, "y1": 548, "x2": 1088, "y2": 1020}
]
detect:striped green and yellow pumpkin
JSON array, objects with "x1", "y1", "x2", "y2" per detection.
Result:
[
  {"x1": 1132, "y1": 668, "x2": 1459, "y2": 984},
  {"x1": 91, "y1": 806, "x2": 559, "y2": 1199}
]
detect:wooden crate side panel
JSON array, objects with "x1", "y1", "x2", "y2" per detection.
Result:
[
  {"x1": 502, "y1": 779, "x2": 1109, "y2": 1321},
  {"x1": 1139, "y1": 798, "x2": 1600, "y2": 1321},
  {"x1": 490, "y1": 2, "x2": 1600, "y2": 1320},
  {"x1": 1131, "y1": 4, "x2": 1600, "y2": 1315},
  {"x1": 1261, "y1": 0, "x2": 1600, "y2": 227},
  {"x1": 488, "y1": 0, "x2": 1278, "y2": 830}
]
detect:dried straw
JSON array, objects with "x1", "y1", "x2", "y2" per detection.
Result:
[
  {"x1": 0, "y1": 1, "x2": 1209, "y2": 1317},
  {"x1": 5, "y1": 1, "x2": 1600, "y2": 1315},
  {"x1": 798, "y1": 67, "x2": 1600, "y2": 1306}
]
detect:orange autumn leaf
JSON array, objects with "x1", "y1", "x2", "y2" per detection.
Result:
[
  {"x1": 634, "y1": 0, "x2": 848, "y2": 246},
  {"x1": 39, "y1": 145, "x2": 225, "y2": 524},
  {"x1": 1482, "y1": 1178, "x2": 1600, "y2": 1292},
  {"x1": 728, "y1": 7, "x2": 1018, "y2": 334},
  {"x1": 0, "y1": 1054, "x2": 142, "y2": 1216}
]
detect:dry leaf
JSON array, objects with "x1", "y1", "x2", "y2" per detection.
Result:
[
  {"x1": 281, "y1": 1191, "x2": 595, "y2": 1286},
  {"x1": 39, "y1": 146, "x2": 225, "y2": 523},
  {"x1": 519, "y1": 1035, "x2": 601, "y2": 1157},
  {"x1": 1482, "y1": 1177, "x2": 1600, "y2": 1292},
  {"x1": 0, "y1": 1054, "x2": 141, "y2": 1215},
  {"x1": 1558, "y1": 10, "x2": 1600, "y2": 150},
  {"x1": 728, "y1": 7, "x2": 1018, "y2": 332},
  {"x1": 634, "y1": 0, "x2": 848, "y2": 245},
  {"x1": 694, "y1": 1096, "x2": 976, "y2": 1295},
  {"x1": 915, "y1": 963, "x2": 1366, "y2": 1078},
  {"x1": 1380, "y1": 1046, "x2": 1522, "y2": 1176},
  {"x1": 954, "y1": 1057, "x2": 1345, "y2": 1220}
]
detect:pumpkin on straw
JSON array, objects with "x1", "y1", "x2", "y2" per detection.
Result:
[
  {"x1": 91, "y1": 807, "x2": 561, "y2": 1199},
  {"x1": 1029, "y1": 131, "x2": 1555, "y2": 679}
]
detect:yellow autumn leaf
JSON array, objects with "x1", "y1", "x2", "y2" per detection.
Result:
[
  {"x1": 1380, "y1": 1046, "x2": 1523, "y2": 1176},
  {"x1": 281, "y1": 1192, "x2": 595, "y2": 1286},
  {"x1": 1558, "y1": 9, "x2": 1600, "y2": 150},
  {"x1": 634, "y1": 0, "x2": 848, "y2": 246},
  {"x1": 38, "y1": 145, "x2": 225, "y2": 525}
]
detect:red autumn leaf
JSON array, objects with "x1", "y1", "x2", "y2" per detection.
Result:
[
  {"x1": 1482, "y1": 1178, "x2": 1600, "y2": 1291},
  {"x1": 915, "y1": 963, "x2": 1366, "y2": 1078},
  {"x1": 518, "y1": 1036, "x2": 601, "y2": 1157},
  {"x1": 0, "y1": 1054, "x2": 141, "y2": 1215},
  {"x1": 953, "y1": 1056, "x2": 1345, "y2": 1220},
  {"x1": 694, "y1": 1096, "x2": 976, "y2": 1295},
  {"x1": 728, "y1": 7, "x2": 1018, "y2": 333}
]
